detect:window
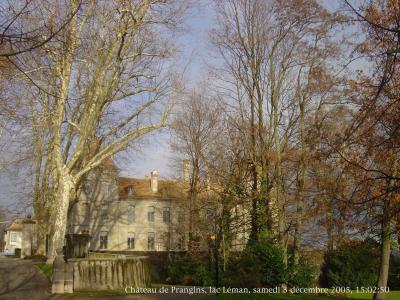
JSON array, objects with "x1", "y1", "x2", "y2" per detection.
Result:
[
  {"x1": 127, "y1": 232, "x2": 135, "y2": 249},
  {"x1": 163, "y1": 207, "x2": 171, "y2": 223},
  {"x1": 10, "y1": 232, "x2": 17, "y2": 243},
  {"x1": 99, "y1": 231, "x2": 108, "y2": 249},
  {"x1": 101, "y1": 204, "x2": 108, "y2": 219},
  {"x1": 163, "y1": 232, "x2": 171, "y2": 250},
  {"x1": 148, "y1": 206, "x2": 155, "y2": 222},
  {"x1": 127, "y1": 205, "x2": 135, "y2": 222},
  {"x1": 178, "y1": 234, "x2": 185, "y2": 251},
  {"x1": 148, "y1": 232, "x2": 155, "y2": 250}
]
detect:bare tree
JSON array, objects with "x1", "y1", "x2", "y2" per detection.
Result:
[
  {"x1": 170, "y1": 88, "x2": 222, "y2": 251},
  {"x1": 337, "y1": 2, "x2": 400, "y2": 299},
  {"x1": 210, "y1": 0, "x2": 339, "y2": 266},
  {"x1": 8, "y1": 0, "x2": 187, "y2": 263},
  {"x1": 0, "y1": 0, "x2": 82, "y2": 57}
]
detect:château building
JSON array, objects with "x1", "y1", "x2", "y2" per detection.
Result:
[
  {"x1": 66, "y1": 161, "x2": 191, "y2": 257},
  {"x1": 64, "y1": 156, "x2": 252, "y2": 258}
]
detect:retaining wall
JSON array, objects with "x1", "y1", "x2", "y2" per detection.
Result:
[
  {"x1": 52, "y1": 253, "x2": 150, "y2": 293},
  {"x1": 73, "y1": 256, "x2": 150, "y2": 290}
]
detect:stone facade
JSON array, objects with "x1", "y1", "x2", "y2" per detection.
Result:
[
  {"x1": 66, "y1": 160, "x2": 250, "y2": 257},
  {"x1": 4, "y1": 217, "x2": 37, "y2": 257},
  {"x1": 67, "y1": 167, "x2": 189, "y2": 255},
  {"x1": 4, "y1": 227, "x2": 22, "y2": 252},
  {"x1": 230, "y1": 204, "x2": 251, "y2": 251}
]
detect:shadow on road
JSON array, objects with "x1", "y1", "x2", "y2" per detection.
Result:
[
  {"x1": 0, "y1": 258, "x2": 51, "y2": 300},
  {"x1": 0, "y1": 258, "x2": 208, "y2": 300}
]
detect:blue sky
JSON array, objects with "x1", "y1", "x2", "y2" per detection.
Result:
[
  {"x1": 0, "y1": 0, "x2": 215, "y2": 211},
  {"x1": 116, "y1": 0, "x2": 215, "y2": 180},
  {"x1": 0, "y1": 0, "x2": 360, "y2": 213},
  {"x1": 116, "y1": 0, "x2": 346, "y2": 179}
]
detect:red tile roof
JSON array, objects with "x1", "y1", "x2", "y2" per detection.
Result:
[
  {"x1": 117, "y1": 177, "x2": 188, "y2": 199},
  {"x1": 6, "y1": 218, "x2": 36, "y2": 231}
]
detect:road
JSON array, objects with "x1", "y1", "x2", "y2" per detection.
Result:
[
  {"x1": 0, "y1": 257, "x2": 51, "y2": 300},
  {"x1": 0, "y1": 257, "x2": 208, "y2": 300}
]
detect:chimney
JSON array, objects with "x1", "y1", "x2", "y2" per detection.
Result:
[
  {"x1": 150, "y1": 170, "x2": 158, "y2": 193},
  {"x1": 182, "y1": 160, "x2": 190, "y2": 182}
]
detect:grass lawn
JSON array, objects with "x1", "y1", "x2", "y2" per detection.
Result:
[
  {"x1": 203, "y1": 295, "x2": 345, "y2": 300},
  {"x1": 347, "y1": 291, "x2": 400, "y2": 300},
  {"x1": 202, "y1": 291, "x2": 400, "y2": 300},
  {"x1": 35, "y1": 262, "x2": 53, "y2": 281}
]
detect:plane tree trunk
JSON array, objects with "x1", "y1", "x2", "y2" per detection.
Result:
[{"x1": 46, "y1": 173, "x2": 74, "y2": 264}]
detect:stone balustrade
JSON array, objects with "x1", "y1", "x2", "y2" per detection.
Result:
[{"x1": 52, "y1": 253, "x2": 150, "y2": 293}]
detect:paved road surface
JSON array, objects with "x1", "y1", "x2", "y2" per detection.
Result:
[
  {"x1": 0, "y1": 257, "x2": 208, "y2": 300},
  {"x1": 0, "y1": 257, "x2": 51, "y2": 300}
]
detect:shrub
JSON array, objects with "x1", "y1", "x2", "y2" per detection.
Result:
[
  {"x1": 225, "y1": 239, "x2": 287, "y2": 288},
  {"x1": 388, "y1": 253, "x2": 400, "y2": 290},
  {"x1": 150, "y1": 267, "x2": 161, "y2": 283},
  {"x1": 167, "y1": 255, "x2": 213, "y2": 286},
  {"x1": 319, "y1": 239, "x2": 379, "y2": 289},
  {"x1": 167, "y1": 256, "x2": 192, "y2": 285},
  {"x1": 192, "y1": 264, "x2": 213, "y2": 286},
  {"x1": 288, "y1": 256, "x2": 317, "y2": 288}
]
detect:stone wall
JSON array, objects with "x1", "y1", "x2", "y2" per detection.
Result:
[
  {"x1": 69, "y1": 198, "x2": 188, "y2": 252},
  {"x1": 72, "y1": 256, "x2": 150, "y2": 291},
  {"x1": 97, "y1": 250, "x2": 187, "y2": 281},
  {"x1": 52, "y1": 253, "x2": 151, "y2": 294},
  {"x1": 87, "y1": 251, "x2": 128, "y2": 259}
]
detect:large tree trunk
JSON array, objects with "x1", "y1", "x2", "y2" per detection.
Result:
[
  {"x1": 188, "y1": 158, "x2": 200, "y2": 252},
  {"x1": 337, "y1": 209, "x2": 345, "y2": 247},
  {"x1": 46, "y1": 175, "x2": 73, "y2": 264},
  {"x1": 293, "y1": 189, "x2": 304, "y2": 266},
  {"x1": 273, "y1": 94, "x2": 285, "y2": 264},
  {"x1": 249, "y1": 162, "x2": 258, "y2": 242},
  {"x1": 35, "y1": 223, "x2": 48, "y2": 256},
  {"x1": 374, "y1": 200, "x2": 391, "y2": 300},
  {"x1": 293, "y1": 99, "x2": 305, "y2": 266},
  {"x1": 397, "y1": 217, "x2": 400, "y2": 254},
  {"x1": 249, "y1": 92, "x2": 258, "y2": 243},
  {"x1": 326, "y1": 201, "x2": 334, "y2": 252}
]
